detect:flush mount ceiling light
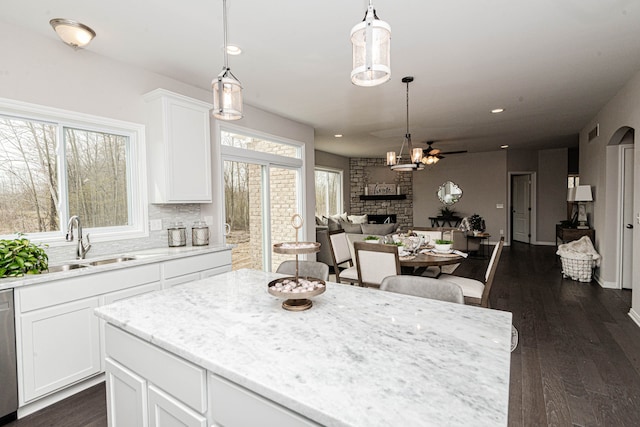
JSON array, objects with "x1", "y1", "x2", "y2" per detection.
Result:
[
  {"x1": 212, "y1": 0, "x2": 243, "y2": 121},
  {"x1": 49, "y1": 18, "x2": 96, "y2": 49},
  {"x1": 350, "y1": 0, "x2": 391, "y2": 87},
  {"x1": 387, "y1": 76, "x2": 424, "y2": 172}
]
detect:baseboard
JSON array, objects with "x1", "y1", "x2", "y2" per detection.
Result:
[
  {"x1": 534, "y1": 241, "x2": 556, "y2": 246},
  {"x1": 17, "y1": 374, "x2": 104, "y2": 419},
  {"x1": 629, "y1": 308, "x2": 640, "y2": 328},
  {"x1": 594, "y1": 272, "x2": 619, "y2": 289}
]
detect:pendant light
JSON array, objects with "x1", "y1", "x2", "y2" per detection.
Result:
[
  {"x1": 350, "y1": 0, "x2": 391, "y2": 87},
  {"x1": 213, "y1": 0, "x2": 243, "y2": 120},
  {"x1": 387, "y1": 77, "x2": 424, "y2": 171}
]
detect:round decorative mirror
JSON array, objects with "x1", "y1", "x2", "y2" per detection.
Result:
[{"x1": 437, "y1": 181, "x2": 463, "y2": 205}]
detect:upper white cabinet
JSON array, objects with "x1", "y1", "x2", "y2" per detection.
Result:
[{"x1": 144, "y1": 89, "x2": 213, "y2": 203}]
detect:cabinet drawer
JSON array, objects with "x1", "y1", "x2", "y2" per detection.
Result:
[
  {"x1": 162, "y1": 251, "x2": 231, "y2": 280},
  {"x1": 149, "y1": 384, "x2": 207, "y2": 427},
  {"x1": 209, "y1": 374, "x2": 320, "y2": 427},
  {"x1": 105, "y1": 324, "x2": 206, "y2": 413},
  {"x1": 18, "y1": 264, "x2": 161, "y2": 312}
]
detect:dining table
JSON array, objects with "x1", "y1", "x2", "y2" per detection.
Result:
[{"x1": 399, "y1": 249, "x2": 464, "y2": 276}]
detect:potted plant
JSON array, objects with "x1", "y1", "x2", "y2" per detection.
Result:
[
  {"x1": 434, "y1": 239, "x2": 453, "y2": 252},
  {"x1": 469, "y1": 214, "x2": 485, "y2": 235},
  {"x1": 0, "y1": 234, "x2": 48, "y2": 278},
  {"x1": 364, "y1": 235, "x2": 381, "y2": 244}
]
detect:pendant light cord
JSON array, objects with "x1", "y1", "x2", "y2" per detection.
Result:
[{"x1": 223, "y1": 0, "x2": 229, "y2": 70}]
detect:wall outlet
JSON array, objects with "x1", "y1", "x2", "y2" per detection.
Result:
[
  {"x1": 150, "y1": 219, "x2": 163, "y2": 231},
  {"x1": 499, "y1": 229, "x2": 504, "y2": 235}
]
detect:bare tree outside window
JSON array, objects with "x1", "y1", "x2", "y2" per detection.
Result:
[{"x1": 0, "y1": 115, "x2": 130, "y2": 236}]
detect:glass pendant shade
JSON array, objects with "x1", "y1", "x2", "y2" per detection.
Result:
[
  {"x1": 386, "y1": 151, "x2": 397, "y2": 166},
  {"x1": 411, "y1": 147, "x2": 424, "y2": 164},
  {"x1": 350, "y1": 3, "x2": 391, "y2": 87},
  {"x1": 213, "y1": 69, "x2": 243, "y2": 120},
  {"x1": 50, "y1": 19, "x2": 96, "y2": 49}
]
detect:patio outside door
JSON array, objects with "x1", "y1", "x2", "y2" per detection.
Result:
[{"x1": 512, "y1": 174, "x2": 531, "y2": 243}]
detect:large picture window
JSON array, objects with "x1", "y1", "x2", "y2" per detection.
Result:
[{"x1": 0, "y1": 99, "x2": 147, "y2": 242}]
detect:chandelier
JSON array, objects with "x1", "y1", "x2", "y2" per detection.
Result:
[
  {"x1": 387, "y1": 76, "x2": 424, "y2": 171},
  {"x1": 213, "y1": 0, "x2": 243, "y2": 120}
]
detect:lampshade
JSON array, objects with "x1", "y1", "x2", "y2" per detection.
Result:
[
  {"x1": 386, "y1": 151, "x2": 397, "y2": 166},
  {"x1": 573, "y1": 185, "x2": 593, "y2": 202},
  {"x1": 49, "y1": 19, "x2": 96, "y2": 49},
  {"x1": 350, "y1": 1, "x2": 391, "y2": 87},
  {"x1": 213, "y1": 0, "x2": 243, "y2": 120}
]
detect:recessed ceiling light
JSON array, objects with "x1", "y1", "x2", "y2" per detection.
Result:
[
  {"x1": 500, "y1": 145, "x2": 509, "y2": 149},
  {"x1": 226, "y1": 45, "x2": 242, "y2": 55},
  {"x1": 334, "y1": 134, "x2": 343, "y2": 138},
  {"x1": 491, "y1": 108, "x2": 505, "y2": 114}
]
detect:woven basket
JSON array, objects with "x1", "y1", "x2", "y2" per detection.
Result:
[{"x1": 560, "y1": 253, "x2": 595, "y2": 282}]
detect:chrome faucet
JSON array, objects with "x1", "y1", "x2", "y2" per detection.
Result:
[{"x1": 66, "y1": 215, "x2": 91, "y2": 259}]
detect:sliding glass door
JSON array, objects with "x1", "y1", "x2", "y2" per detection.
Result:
[{"x1": 221, "y1": 129, "x2": 303, "y2": 271}]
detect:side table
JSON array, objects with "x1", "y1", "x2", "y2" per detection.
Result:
[
  {"x1": 467, "y1": 233, "x2": 491, "y2": 259},
  {"x1": 555, "y1": 225, "x2": 595, "y2": 250}
]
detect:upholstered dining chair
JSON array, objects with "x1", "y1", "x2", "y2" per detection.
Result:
[
  {"x1": 354, "y1": 241, "x2": 401, "y2": 287},
  {"x1": 326, "y1": 229, "x2": 359, "y2": 284},
  {"x1": 437, "y1": 237, "x2": 504, "y2": 307},
  {"x1": 380, "y1": 275, "x2": 464, "y2": 304},
  {"x1": 411, "y1": 227, "x2": 443, "y2": 245},
  {"x1": 276, "y1": 260, "x2": 330, "y2": 281}
]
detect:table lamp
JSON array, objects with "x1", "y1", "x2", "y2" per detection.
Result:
[{"x1": 573, "y1": 185, "x2": 593, "y2": 229}]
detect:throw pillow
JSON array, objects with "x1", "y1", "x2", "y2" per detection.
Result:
[
  {"x1": 326, "y1": 217, "x2": 342, "y2": 231},
  {"x1": 315, "y1": 215, "x2": 328, "y2": 226},
  {"x1": 347, "y1": 214, "x2": 368, "y2": 224},
  {"x1": 340, "y1": 220, "x2": 363, "y2": 234},
  {"x1": 361, "y1": 222, "x2": 398, "y2": 236}
]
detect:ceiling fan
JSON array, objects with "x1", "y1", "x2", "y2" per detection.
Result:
[{"x1": 422, "y1": 141, "x2": 468, "y2": 159}]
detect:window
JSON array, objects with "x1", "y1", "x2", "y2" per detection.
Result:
[
  {"x1": 315, "y1": 168, "x2": 342, "y2": 218},
  {"x1": 0, "y1": 99, "x2": 147, "y2": 243}
]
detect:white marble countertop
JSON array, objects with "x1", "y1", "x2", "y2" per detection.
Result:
[
  {"x1": 0, "y1": 244, "x2": 232, "y2": 291},
  {"x1": 96, "y1": 269, "x2": 512, "y2": 427}
]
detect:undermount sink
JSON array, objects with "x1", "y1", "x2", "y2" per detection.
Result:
[
  {"x1": 45, "y1": 264, "x2": 88, "y2": 273},
  {"x1": 86, "y1": 256, "x2": 137, "y2": 266}
]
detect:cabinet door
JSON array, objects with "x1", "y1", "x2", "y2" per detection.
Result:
[
  {"x1": 148, "y1": 384, "x2": 207, "y2": 427},
  {"x1": 106, "y1": 358, "x2": 148, "y2": 427},
  {"x1": 20, "y1": 297, "x2": 101, "y2": 402}
]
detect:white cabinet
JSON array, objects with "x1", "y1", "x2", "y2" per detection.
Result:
[
  {"x1": 161, "y1": 251, "x2": 232, "y2": 289},
  {"x1": 144, "y1": 89, "x2": 213, "y2": 203},
  {"x1": 105, "y1": 358, "x2": 148, "y2": 427},
  {"x1": 148, "y1": 385, "x2": 207, "y2": 427},
  {"x1": 19, "y1": 297, "x2": 101, "y2": 402}
]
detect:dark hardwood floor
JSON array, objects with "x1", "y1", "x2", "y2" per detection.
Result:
[{"x1": 7, "y1": 242, "x2": 640, "y2": 426}]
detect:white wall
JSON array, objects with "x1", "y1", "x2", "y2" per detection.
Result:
[
  {"x1": 412, "y1": 151, "x2": 508, "y2": 243},
  {"x1": 1, "y1": 22, "x2": 315, "y2": 254},
  {"x1": 537, "y1": 148, "x2": 569, "y2": 243},
  {"x1": 580, "y1": 68, "x2": 640, "y2": 324}
]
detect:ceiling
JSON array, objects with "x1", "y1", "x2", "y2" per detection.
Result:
[{"x1": 3, "y1": 0, "x2": 640, "y2": 158}]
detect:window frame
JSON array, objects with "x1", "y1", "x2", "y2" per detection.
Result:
[
  {"x1": 0, "y1": 97, "x2": 148, "y2": 245},
  {"x1": 314, "y1": 166, "x2": 343, "y2": 218}
]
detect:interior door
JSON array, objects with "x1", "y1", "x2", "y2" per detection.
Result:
[
  {"x1": 622, "y1": 145, "x2": 634, "y2": 289},
  {"x1": 512, "y1": 175, "x2": 531, "y2": 243}
]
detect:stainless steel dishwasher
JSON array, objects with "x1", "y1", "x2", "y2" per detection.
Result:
[{"x1": 0, "y1": 289, "x2": 17, "y2": 425}]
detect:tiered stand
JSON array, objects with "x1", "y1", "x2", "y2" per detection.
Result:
[{"x1": 268, "y1": 215, "x2": 325, "y2": 311}]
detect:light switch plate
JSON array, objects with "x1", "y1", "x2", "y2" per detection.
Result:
[
  {"x1": 150, "y1": 219, "x2": 162, "y2": 231},
  {"x1": 496, "y1": 204, "x2": 504, "y2": 209}
]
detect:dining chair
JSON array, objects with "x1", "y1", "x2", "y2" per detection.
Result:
[
  {"x1": 354, "y1": 241, "x2": 401, "y2": 287},
  {"x1": 438, "y1": 236, "x2": 504, "y2": 307},
  {"x1": 276, "y1": 260, "x2": 330, "y2": 281},
  {"x1": 411, "y1": 227, "x2": 442, "y2": 245},
  {"x1": 380, "y1": 275, "x2": 464, "y2": 304},
  {"x1": 326, "y1": 229, "x2": 359, "y2": 284}
]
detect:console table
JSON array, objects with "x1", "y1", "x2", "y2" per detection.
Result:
[
  {"x1": 429, "y1": 216, "x2": 462, "y2": 227},
  {"x1": 555, "y1": 225, "x2": 595, "y2": 248}
]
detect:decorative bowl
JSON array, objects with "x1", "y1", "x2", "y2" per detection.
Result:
[{"x1": 434, "y1": 243, "x2": 452, "y2": 252}]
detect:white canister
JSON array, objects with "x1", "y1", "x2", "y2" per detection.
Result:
[
  {"x1": 192, "y1": 220, "x2": 210, "y2": 246},
  {"x1": 168, "y1": 222, "x2": 186, "y2": 247}
]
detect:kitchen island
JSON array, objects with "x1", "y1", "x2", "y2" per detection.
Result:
[{"x1": 96, "y1": 269, "x2": 512, "y2": 426}]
